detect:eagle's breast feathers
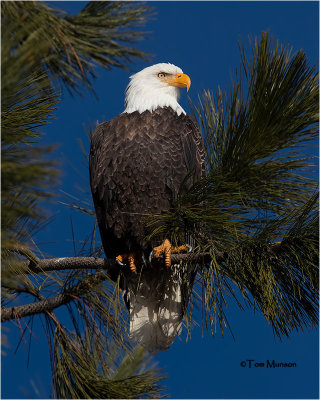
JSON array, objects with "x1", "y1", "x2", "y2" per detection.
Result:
[{"x1": 90, "y1": 106, "x2": 205, "y2": 259}]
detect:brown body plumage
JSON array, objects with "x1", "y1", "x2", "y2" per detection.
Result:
[{"x1": 89, "y1": 106, "x2": 205, "y2": 261}]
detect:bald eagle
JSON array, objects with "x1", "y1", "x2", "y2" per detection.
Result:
[{"x1": 89, "y1": 63, "x2": 205, "y2": 352}]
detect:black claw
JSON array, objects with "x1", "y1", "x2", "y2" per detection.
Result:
[
  {"x1": 141, "y1": 254, "x2": 148, "y2": 267},
  {"x1": 149, "y1": 250, "x2": 155, "y2": 263}
]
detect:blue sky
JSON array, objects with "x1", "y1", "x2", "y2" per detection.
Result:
[{"x1": 2, "y1": 1, "x2": 319, "y2": 399}]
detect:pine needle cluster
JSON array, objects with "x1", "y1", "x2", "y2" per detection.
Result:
[
  {"x1": 53, "y1": 331, "x2": 164, "y2": 399},
  {"x1": 2, "y1": 1, "x2": 152, "y2": 94}
]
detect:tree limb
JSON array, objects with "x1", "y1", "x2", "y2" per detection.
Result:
[
  {"x1": 1, "y1": 270, "x2": 108, "y2": 322},
  {"x1": 14, "y1": 253, "x2": 215, "y2": 275},
  {"x1": 1, "y1": 253, "x2": 214, "y2": 322},
  {"x1": 2, "y1": 246, "x2": 285, "y2": 323}
]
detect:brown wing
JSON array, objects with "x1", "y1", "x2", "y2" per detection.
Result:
[{"x1": 89, "y1": 107, "x2": 205, "y2": 259}]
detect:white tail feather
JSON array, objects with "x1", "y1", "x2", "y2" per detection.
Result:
[{"x1": 126, "y1": 265, "x2": 183, "y2": 353}]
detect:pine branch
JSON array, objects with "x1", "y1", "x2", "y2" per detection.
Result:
[
  {"x1": 52, "y1": 331, "x2": 165, "y2": 399},
  {"x1": 1, "y1": 269, "x2": 108, "y2": 322},
  {"x1": 13, "y1": 253, "x2": 214, "y2": 275},
  {"x1": 2, "y1": 1, "x2": 152, "y2": 95},
  {"x1": 2, "y1": 231, "x2": 317, "y2": 338},
  {"x1": 180, "y1": 32, "x2": 318, "y2": 252},
  {"x1": 1, "y1": 243, "x2": 285, "y2": 322}
]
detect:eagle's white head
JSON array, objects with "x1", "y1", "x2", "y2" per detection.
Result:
[{"x1": 124, "y1": 63, "x2": 191, "y2": 116}]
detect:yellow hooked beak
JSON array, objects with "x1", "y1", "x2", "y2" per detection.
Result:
[{"x1": 163, "y1": 73, "x2": 191, "y2": 92}]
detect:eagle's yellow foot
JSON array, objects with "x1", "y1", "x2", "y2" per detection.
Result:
[
  {"x1": 150, "y1": 240, "x2": 192, "y2": 267},
  {"x1": 116, "y1": 253, "x2": 137, "y2": 272},
  {"x1": 152, "y1": 239, "x2": 172, "y2": 267}
]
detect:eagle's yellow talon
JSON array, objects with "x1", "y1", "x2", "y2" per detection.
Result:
[
  {"x1": 153, "y1": 245, "x2": 164, "y2": 258},
  {"x1": 116, "y1": 255, "x2": 124, "y2": 263},
  {"x1": 116, "y1": 253, "x2": 137, "y2": 272},
  {"x1": 152, "y1": 239, "x2": 172, "y2": 267},
  {"x1": 164, "y1": 250, "x2": 172, "y2": 268},
  {"x1": 128, "y1": 255, "x2": 136, "y2": 272},
  {"x1": 151, "y1": 240, "x2": 192, "y2": 268}
]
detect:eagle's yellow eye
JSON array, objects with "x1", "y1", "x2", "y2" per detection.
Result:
[{"x1": 158, "y1": 72, "x2": 166, "y2": 78}]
